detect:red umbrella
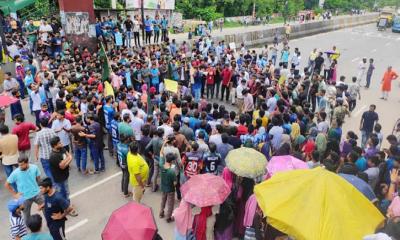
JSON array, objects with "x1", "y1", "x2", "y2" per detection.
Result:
[
  {"x1": 0, "y1": 95, "x2": 18, "y2": 107},
  {"x1": 102, "y1": 202, "x2": 157, "y2": 240},
  {"x1": 181, "y1": 173, "x2": 231, "y2": 207}
]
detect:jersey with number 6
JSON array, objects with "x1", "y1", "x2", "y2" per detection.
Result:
[{"x1": 203, "y1": 152, "x2": 221, "y2": 174}]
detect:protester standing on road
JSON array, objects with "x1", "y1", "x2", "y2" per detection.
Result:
[
  {"x1": 0, "y1": 125, "x2": 19, "y2": 183},
  {"x1": 12, "y1": 114, "x2": 38, "y2": 159},
  {"x1": 124, "y1": 15, "x2": 133, "y2": 48},
  {"x1": 133, "y1": 15, "x2": 141, "y2": 47},
  {"x1": 117, "y1": 134, "x2": 131, "y2": 198},
  {"x1": 365, "y1": 58, "x2": 375, "y2": 88},
  {"x1": 159, "y1": 152, "x2": 176, "y2": 223},
  {"x1": 34, "y1": 118, "x2": 57, "y2": 181},
  {"x1": 39, "y1": 178, "x2": 73, "y2": 240},
  {"x1": 5, "y1": 156, "x2": 43, "y2": 222},
  {"x1": 380, "y1": 66, "x2": 398, "y2": 100},
  {"x1": 360, "y1": 104, "x2": 379, "y2": 148},
  {"x1": 49, "y1": 136, "x2": 78, "y2": 217},
  {"x1": 357, "y1": 58, "x2": 367, "y2": 86},
  {"x1": 127, "y1": 141, "x2": 149, "y2": 203},
  {"x1": 51, "y1": 110, "x2": 71, "y2": 152}
]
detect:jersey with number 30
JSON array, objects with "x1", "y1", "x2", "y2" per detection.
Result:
[{"x1": 183, "y1": 151, "x2": 203, "y2": 178}]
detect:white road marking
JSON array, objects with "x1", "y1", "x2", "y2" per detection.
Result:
[
  {"x1": 66, "y1": 219, "x2": 89, "y2": 233},
  {"x1": 385, "y1": 42, "x2": 391, "y2": 46},
  {"x1": 397, "y1": 37, "x2": 400, "y2": 41},
  {"x1": 70, "y1": 172, "x2": 122, "y2": 199},
  {"x1": 371, "y1": 49, "x2": 377, "y2": 53},
  {"x1": 351, "y1": 57, "x2": 360, "y2": 62},
  {"x1": 354, "y1": 105, "x2": 368, "y2": 117}
]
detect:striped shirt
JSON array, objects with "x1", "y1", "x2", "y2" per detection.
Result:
[
  {"x1": 9, "y1": 214, "x2": 28, "y2": 239},
  {"x1": 34, "y1": 128, "x2": 57, "y2": 159}
]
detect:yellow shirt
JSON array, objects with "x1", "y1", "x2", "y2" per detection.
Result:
[
  {"x1": 127, "y1": 152, "x2": 149, "y2": 186},
  {"x1": 252, "y1": 111, "x2": 269, "y2": 127}
]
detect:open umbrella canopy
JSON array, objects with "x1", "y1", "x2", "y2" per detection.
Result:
[
  {"x1": 225, "y1": 147, "x2": 267, "y2": 178},
  {"x1": 254, "y1": 167, "x2": 384, "y2": 240},
  {"x1": 339, "y1": 173, "x2": 377, "y2": 202},
  {"x1": 0, "y1": 95, "x2": 18, "y2": 107},
  {"x1": 266, "y1": 155, "x2": 308, "y2": 178},
  {"x1": 102, "y1": 202, "x2": 157, "y2": 240},
  {"x1": 181, "y1": 173, "x2": 231, "y2": 207}
]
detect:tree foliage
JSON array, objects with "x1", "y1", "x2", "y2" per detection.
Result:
[
  {"x1": 94, "y1": 0, "x2": 111, "y2": 9},
  {"x1": 176, "y1": 0, "x2": 306, "y2": 19}
]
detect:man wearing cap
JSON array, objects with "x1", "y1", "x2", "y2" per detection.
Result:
[{"x1": 8, "y1": 196, "x2": 28, "y2": 240}]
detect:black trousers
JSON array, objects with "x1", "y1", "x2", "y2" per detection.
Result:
[
  {"x1": 145, "y1": 31, "x2": 152, "y2": 44},
  {"x1": 154, "y1": 30, "x2": 160, "y2": 43},
  {"x1": 215, "y1": 81, "x2": 221, "y2": 98},
  {"x1": 161, "y1": 29, "x2": 168, "y2": 42},
  {"x1": 349, "y1": 99, "x2": 357, "y2": 112},
  {"x1": 121, "y1": 167, "x2": 129, "y2": 195},
  {"x1": 133, "y1": 32, "x2": 140, "y2": 47},
  {"x1": 220, "y1": 85, "x2": 229, "y2": 101},
  {"x1": 206, "y1": 84, "x2": 215, "y2": 98}
]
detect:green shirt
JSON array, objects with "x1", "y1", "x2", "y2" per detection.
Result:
[
  {"x1": 160, "y1": 164, "x2": 176, "y2": 193},
  {"x1": 22, "y1": 232, "x2": 54, "y2": 240},
  {"x1": 26, "y1": 25, "x2": 38, "y2": 43},
  {"x1": 118, "y1": 122, "x2": 133, "y2": 138}
]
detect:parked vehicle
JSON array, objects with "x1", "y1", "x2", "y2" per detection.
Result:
[{"x1": 392, "y1": 16, "x2": 400, "y2": 33}]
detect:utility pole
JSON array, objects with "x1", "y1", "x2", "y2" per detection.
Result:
[{"x1": 141, "y1": 0, "x2": 145, "y2": 43}]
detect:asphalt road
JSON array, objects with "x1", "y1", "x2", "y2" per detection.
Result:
[{"x1": 0, "y1": 23, "x2": 400, "y2": 239}]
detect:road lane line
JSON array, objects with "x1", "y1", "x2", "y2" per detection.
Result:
[
  {"x1": 385, "y1": 42, "x2": 391, "y2": 46},
  {"x1": 354, "y1": 105, "x2": 368, "y2": 117},
  {"x1": 371, "y1": 49, "x2": 377, "y2": 53},
  {"x1": 70, "y1": 172, "x2": 122, "y2": 199},
  {"x1": 66, "y1": 219, "x2": 89, "y2": 233},
  {"x1": 351, "y1": 57, "x2": 360, "y2": 62}
]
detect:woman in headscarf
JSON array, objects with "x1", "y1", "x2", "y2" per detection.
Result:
[
  {"x1": 315, "y1": 132, "x2": 327, "y2": 156},
  {"x1": 290, "y1": 121, "x2": 301, "y2": 141},
  {"x1": 234, "y1": 177, "x2": 255, "y2": 238}
]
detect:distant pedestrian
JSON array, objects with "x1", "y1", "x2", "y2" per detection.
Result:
[
  {"x1": 359, "y1": 104, "x2": 379, "y2": 148},
  {"x1": 380, "y1": 66, "x2": 398, "y2": 100},
  {"x1": 365, "y1": 58, "x2": 375, "y2": 88},
  {"x1": 117, "y1": 134, "x2": 132, "y2": 198},
  {"x1": 34, "y1": 118, "x2": 57, "y2": 181}
]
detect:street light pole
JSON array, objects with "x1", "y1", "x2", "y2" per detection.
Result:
[{"x1": 283, "y1": 0, "x2": 289, "y2": 24}]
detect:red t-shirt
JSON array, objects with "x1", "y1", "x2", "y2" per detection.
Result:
[
  {"x1": 12, "y1": 122, "x2": 36, "y2": 151},
  {"x1": 221, "y1": 68, "x2": 232, "y2": 86},
  {"x1": 206, "y1": 69, "x2": 215, "y2": 85},
  {"x1": 236, "y1": 124, "x2": 248, "y2": 137}
]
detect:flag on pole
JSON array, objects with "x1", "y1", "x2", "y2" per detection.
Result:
[{"x1": 99, "y1": 42, "x2": 111, "y2": 81}]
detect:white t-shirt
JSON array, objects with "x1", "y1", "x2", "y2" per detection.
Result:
[
  {"x1": 39, "y1": 24, "x2": 53, "y2": 41},
  {"x1": 51, "y1": 119, "x2": 72, "y2": 147},
  {"x1": 30, "y1": 91, "x2": 42, "y2": 111}
]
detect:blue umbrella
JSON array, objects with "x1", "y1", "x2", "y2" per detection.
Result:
[{"x1": 339, "y1": 173, "x2": 377, "y2": 202}]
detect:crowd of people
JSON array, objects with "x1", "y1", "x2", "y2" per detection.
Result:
[{"x1": 1, "y1": 14, "x2": 400, "y2": 240}]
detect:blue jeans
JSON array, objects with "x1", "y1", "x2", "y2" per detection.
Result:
[
  {"x1": 125, "y1": 31, "x2": 132, "y2": 47},
  {"x1": 193, "y1": 88, "x2": 201, "y2": 102},
  {"x1": 40, "y1": 158, "x2": 53, "y2": 182},
  {"x1": 55, "y1": 180, "x2": 70, "y2": 204},
  {"x1": 90, "y1": 143, "x2": 105, "y2": 171},
  {"x1": 3, "y1": 164, "x2": 17, "y2": 190},
  {"x1": 361, "y1": 130, "x2": 371, "y2": 149},
  {"x1": 74, "y1": 146, "x2": 87, "y2": 171}
]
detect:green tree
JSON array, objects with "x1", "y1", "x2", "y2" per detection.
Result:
[{"x1": 94, "y1": 0, "x2": 111, "y2": 8}]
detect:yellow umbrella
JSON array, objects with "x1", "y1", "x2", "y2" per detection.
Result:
[
  {"x1": 254, "y1": 167, "x2": 384, "y2": 240},
  {"x1": 225, "y1": 147, "x2": 267, "y2": 178}
]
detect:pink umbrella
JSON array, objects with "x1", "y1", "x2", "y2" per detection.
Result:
[
  {"x1": 102, "y1": 202, "x2": 157, "y2": 240},
  {"x1": 0, "y1": 95, "x2": 18, "y2": 107},
  {"x1": 265, "y1": 155, "x2": 309, "y2": 179},
  {"x1": 181, "y1": 173, "x2": 231, "y2": 207}
]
